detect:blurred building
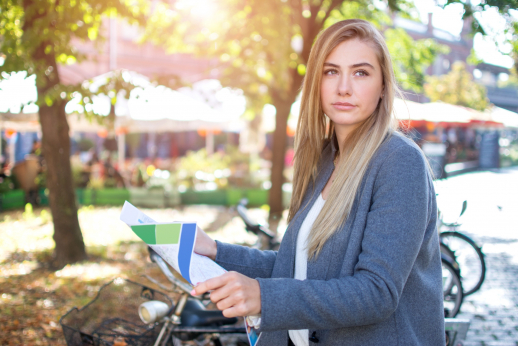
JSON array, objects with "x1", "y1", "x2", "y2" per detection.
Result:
[
  {"x1": 58, "y1": 17, "x2": 218, "y2": 86},
  {"x1": 395, "y1": 13, "x2": 518, "y2": 113},
  {"x1": 395, "y1": 13, "x2": 473, "y2": 77},
  {"x1": 473, "y1": 63, "x2": 518, "y2": 113}
]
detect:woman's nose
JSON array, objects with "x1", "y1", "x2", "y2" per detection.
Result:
[{"x1": 337, "y1": 76, "x2": 352, "y2": 96}]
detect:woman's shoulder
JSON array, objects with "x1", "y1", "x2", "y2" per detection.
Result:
[{"x1": 373, "y1": 131, "x2": 429, "y2": 170}]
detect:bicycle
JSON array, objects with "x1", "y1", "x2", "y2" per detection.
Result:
[
  {"x1": 236, "y1": 198, "x2": 279, "y2": 251},
  {"x1": 438, "y1": 200, "x2": 486, "y2": 296},
  {"x1": 441, "y1": 253, "x2": 464, "y2": 318},
  {"x1": 60, "y1": 246, "x2": 248, "y2": 346}
]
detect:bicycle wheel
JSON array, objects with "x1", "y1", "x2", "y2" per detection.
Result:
[
  {"x1": 442, "y1": 257, "x2": 464, "y2": 318},
  {"x1": 440, "y1": 231, "x2": 486, "y2": 296}
]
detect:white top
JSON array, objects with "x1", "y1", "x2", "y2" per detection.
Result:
[
  {"x1": 289, "y1": 193, "x2": 326, "y2": 346},
  {"x1": 245, "y1": 193, "x2": 327, "y2": 342}
]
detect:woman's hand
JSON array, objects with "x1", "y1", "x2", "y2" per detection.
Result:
[
  {"x1": 191, "y1": 271, "x2": 261, "y2": 318},
  {"x1": 194, "y1": 226, "x2": 217, "y2": 260}
]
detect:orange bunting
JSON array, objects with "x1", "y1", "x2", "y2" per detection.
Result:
[
  {"x1": 198, "y1": 129, "x2": 222, "y2": 137},
  {"x1": 115, "y1": 127, "x2": 129, "y2": 135},
  {"x1": 5, "y1": 128, "x2": 17, "y2": 138},
  {"x1": 97, "y1": 129, "x2": 108, "y2": 138}
]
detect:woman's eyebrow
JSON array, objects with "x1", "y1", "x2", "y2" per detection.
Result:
[
  {"x1": 323, "y1": 62, "x2": 375, "y2": 70},
  {"x1": 350, "y1": 62, "x2": 375, "y2": 70},
  {"x1": 323, "y1": 62, "x2": 340, "y2": 68}
]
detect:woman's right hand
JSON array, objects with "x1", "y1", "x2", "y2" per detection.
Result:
[{"x1": 194, "y1": 226, "x2": 217, "y2": 261}]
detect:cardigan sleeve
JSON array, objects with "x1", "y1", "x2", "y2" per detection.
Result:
[
  {"x1": 256, "y1": 144, "x2": 435, "y2": 331},
  {"x1": 215, "y1": 241, "x2": 278, "y2": 279}
]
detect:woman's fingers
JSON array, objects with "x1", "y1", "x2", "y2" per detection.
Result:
[
  {"x1": 191, "y1": 272, "x2": 262, "y2": 317},
  {"x1": 209, "y1": 279, "x2": 240, "y2": 304},
  {"x1": 215, "y1": 294, "x2": 240, "y2": 311},
  {"x1": 222, "y1": 305, "x2": 248, "y2": 318},
  {"x1": 191, "y1": 274, "x2": 226, "y2": 296}
]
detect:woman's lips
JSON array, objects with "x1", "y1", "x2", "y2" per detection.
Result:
[{"x1": 332, "y1": 102, "x2": 356, "y2": 111}]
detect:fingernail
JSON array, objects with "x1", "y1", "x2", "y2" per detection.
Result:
[{"x1": 190, "y1": 289, "x2": 196, "y2": 296}]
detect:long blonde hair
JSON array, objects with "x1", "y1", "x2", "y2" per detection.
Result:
[{"x1": 288, "y1": 19, "x2": 401, "y2": 259}]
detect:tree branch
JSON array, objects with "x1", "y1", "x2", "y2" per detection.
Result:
[{"x1": 320, "y1": 0, "x2": 346, "y2": 24}]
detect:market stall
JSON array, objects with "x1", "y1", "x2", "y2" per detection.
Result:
[{"x1": 0, "y1": 73, "x2": 246, "y2": 167}]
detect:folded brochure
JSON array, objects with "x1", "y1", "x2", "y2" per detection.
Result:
[{"x1": 119, "y1": 201, "x2": 261, "y2": 345}]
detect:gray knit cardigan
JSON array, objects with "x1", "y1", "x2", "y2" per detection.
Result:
[{"x1": 215, "y1": 131, "x2": 445, "y2": 345}]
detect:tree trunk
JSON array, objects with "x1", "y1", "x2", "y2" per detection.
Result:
[
  {"x1": 266, "y1": 11, "x2": 326, "y2": 231},
  {"x1": 267, "y1": 94, "x2": 297, "y2": 232},
  {"x1": 30, "y1": 28, "x2": 87, "y2": 268},
  {"x1": 39, "y1": 99, "x2": 87, "y2": 268}
]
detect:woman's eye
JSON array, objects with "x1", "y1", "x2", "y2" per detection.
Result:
[
  {"x1": 324, "y1": 69, "x2": 338, "y2": 75},
  {"x1": 354, "y1": 70, "x2": 369, "y2": 77}
]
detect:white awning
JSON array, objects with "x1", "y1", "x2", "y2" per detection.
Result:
[
  {"x1": 393, "y1": 99, "x2": 474, "y2": 123},
  {"x1": 487, "y1": 106, "x2": 518, "y2": 128},
  {"x1": 1, "y1": 72, "x2": 246, "y2": 133}
]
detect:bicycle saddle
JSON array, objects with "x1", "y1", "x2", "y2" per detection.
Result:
[{"x1": 180, "y1": 299, "x2": 238, "y2": 327}]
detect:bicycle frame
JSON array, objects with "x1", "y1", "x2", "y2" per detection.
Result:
[{"x1": 438, "y1": 200, "x2": 467, "y2": 231}]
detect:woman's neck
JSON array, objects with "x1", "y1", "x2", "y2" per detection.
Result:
[{"x1": 334, "y1": 127, "x2": 352, "y2": 158}]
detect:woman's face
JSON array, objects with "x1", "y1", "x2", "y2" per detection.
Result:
[{"x1": 320, "y1": 38, "x2": 384, "y2": 139}]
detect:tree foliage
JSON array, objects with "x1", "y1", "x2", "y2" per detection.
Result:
[
  {"x1": 0, "y1": 0, "x2": 147, "y2": 267},
  {"x1": 0, "y1": 0, "x2": 147, "y2": 117},
  {"x1": 143, "y1": 0, "x2": 448, "y2": 221},
  {"x1": 507, "y1": 20, "x2": 518, "y2": 70},
  {"x1": 443, "y1": 0, "x2": 518, "y2": 69},
  {"x1": 144, "y1": 1, "x2": 442, "y2": 109},
  {"x1": 385, "y1": 28, "x2": 450, "y2": 92},
  {"x1": 424, "y1": 61, "x2": 489, "y2": 111},
  {"x1": 0, "y1": 0, "x2": 146, "y2": 81}
]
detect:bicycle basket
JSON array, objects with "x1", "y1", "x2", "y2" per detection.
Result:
[{"x1": 59, "y1": 278, "x2": 173, "y2": 346}]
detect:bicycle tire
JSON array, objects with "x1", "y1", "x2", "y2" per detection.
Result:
[
  {"x1": 442, "y1": 257, "x2": 464, "y2": 318},
  {"x1": 440, "y1": 231, "x2": 486, "y2": 296},
  {"x1": 440, "y1": 242, "x2": 457, "y2": 266}
]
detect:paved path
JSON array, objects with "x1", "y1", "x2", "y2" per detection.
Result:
[{"x1": 435, "y1": 167, "x2": 518, "y2": 345}]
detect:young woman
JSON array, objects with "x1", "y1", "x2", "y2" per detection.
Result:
[{"x1": 192, "y1": 19, "x2": 444, "y2": 345}]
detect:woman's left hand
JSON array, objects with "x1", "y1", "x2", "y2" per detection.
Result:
[{"x1": 191, "y1": 271, "x2": 261, "y2": 318}]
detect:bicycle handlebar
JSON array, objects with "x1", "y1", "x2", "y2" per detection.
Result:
[
  {"x1": 149, "y1": 247, "x2": 193, "y2": 295},
  {"x1": 236, "y1": 199, "x2": 276, "y2": 240},
  {"x1": 236, "y1": 203, "x2": 257, "y2": 229}
]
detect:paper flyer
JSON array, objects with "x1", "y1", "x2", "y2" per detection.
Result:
[
  {"x1": 120, "y1": 201, "x2": 227, "y2": 285},
  {"x1": 119, "y1": 201, "x2": 261, "y2": 345}
]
